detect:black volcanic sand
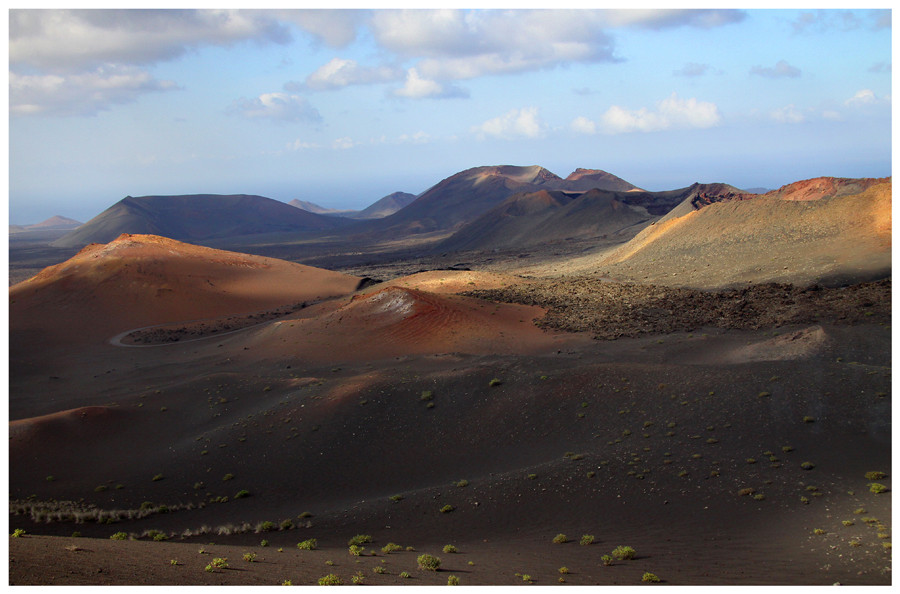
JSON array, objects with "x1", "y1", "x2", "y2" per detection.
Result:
[{"x1": 9, "y1": 287, "x2": 892, "y2": 585}]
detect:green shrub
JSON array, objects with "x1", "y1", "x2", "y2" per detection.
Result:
[
  {"x1": 152, "y1": 474, "x2": 164, "y2": 481},
  {"x1": 389, "y1": 494, "x2": 404, "y2": 502},
  {"x1": 580, "y1": 534, "x2": 595, "y2": 546},
  {"x1": 869, "y1": 483, "x2": 889, "y2": 494},
  {"x1": 559, "y1": 567, "x2": 569, "y2": 574},
  {"x1": 243, "y1": 552, "x2": 257, "y2": 562},
  {"x1": 348, "y1": 534, "x2": 372, "y2": 546},
  {"x1": 456, "y1": 479, "x2": 469, "y2": 488},
  {"x1": 865, "y1": 471, "x2": 888, "y2": 480},
  {"x1": 223, "y1": 473, "x2": 235, "y2": 481},
  {"x1": 813, "y1": 529, "x2": 826, "y2": 535},
  {"x1": 282, "y1": 580, "x2": 292, "y2": 586},
  {"x1": 280, "y1": 519, "x2": 294, "y2": 530},
  {"x1": 601, "y1": 555, "x2": 614, "y2": 566},
  {"x1": 440, "y1": 505, "x2": 455, "y2": 513},
  {"x1": 235, "y1": 490, "x2": 250, "y2": 499},
  {"x1": 297, "y1": 539, "x2": 317, "y2": 550},
  {"x1": 206, "y1": 557, "x2": 229, "y2": 572},
  {"x1": 261, "y1": 540, "x2": 269, "y2": 547},
  {"x1": 373, "y1": 565, "x2": 386, "y2": 574},
  {"x1": 800, "y1": 461, "x2": 815, "y2": 470},
  {"x1": 11, "y1": 529, "x2": 25, "y2": 538},
  {"x1": 447, "y1": 575, "x2": 460, "y2": 585},
  {"x1": 642, "y1": 572, "x2": 661, "y2": 583},
  {"x1": 552, "y1": 533, "x2": 568, "y2": 544},
  {"x1": 298, "y1": 511, "x2": 313, "y2": 518},
  {"x1": 381, "y1": 542, "x2": 403, "y2": 554},
  {"x1": 348, "y1": 545, "x2": 364, "y2": 556},
  {"x1": 421, "y1": 391, "x2": 434, "y2": 401},
  {"x1": 318, "y1": 574, "x2": 342, "y2": 585},
  {"x1": 258, "y1": 521, "x2": 277, "y2": 532},
  {"x1": 110, "y1": 532, "x2": 128, "y2": 540},
  {"x1": 442, "y1": 544, "x2": 457, "y2": 554},
  {"x1": 842, "y1": 520, "x2": 854, "y2": 527},
  {"x1": 802, "y1": 416, "x2": 815, "y2": 423},
  {"x1": 417, "y1": 553, "x2": 442, "y2": 571},
  {"x1": 611, "y1": 545, "x2": 636, "y2": 560},
  {"x1": 400, "y1": 571, "x2": 411, "y2": 579},
  {"x1": 488, "y1": 378, "x2": 502, "y2": 387}
]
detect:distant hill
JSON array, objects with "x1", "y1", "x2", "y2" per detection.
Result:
[
  {"x1": 10, "y1": 215, "x2": 82, "y2": 234},
  {"x1": 288, "y1": 199, "x2": 358, "y2": 217},
  {"x1": 350, "y1": 191, "x2": 418, "y2": 219},
  {"x1": 52, "y1": 194, "x2": 348, "y2": 249},
  {"x1": 367, "y1": 165, "x2": 644, "y2": 238},
  {"x1": 438, "y1": 188, "x2": 651, "y2": 252}
]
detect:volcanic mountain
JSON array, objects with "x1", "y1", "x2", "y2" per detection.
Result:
[
  {"x1": 349, "y1": 191, "x2": 418, "y2": 219},
  {"x1": 51, "y1": 194, "x2": 348, "y2": 249},
  {"x1": 11, "y1": 233, "x2": 363, "y2": 349},
  {"x1": 438, "y1": 188, "x2": 652, "y2": 252},
  {"x1": 287, "y1": 199, "x2": 357, "y2": 217},
  {"x1": 10, "y1": 215, "x2": 83, "y2": 233},
  {"x1": 595, "y1": 177, "x2": 892, "y2": 287}
]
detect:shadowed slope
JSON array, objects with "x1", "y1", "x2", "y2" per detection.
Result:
[{"x1": 52, "y1": 194, "x2": 348, "y2": 249}]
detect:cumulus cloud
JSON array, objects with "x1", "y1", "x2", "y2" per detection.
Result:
[
  {"x1": 792, "y1": 9, "x2": 889, "y2": 34},
  {"x1": 10, "y1": 65, "x2": 177, "y2": 117},
  {"x1": 371, "y1": 10, "x2": 617, "y2": 81},
  {"x1": 570, "y1": 116, "x2": 598, "y2": 135},
  {"x1": 673, "y1": 62, "x2": 721, "y2": 77},
  {"x1": 844, "y1": 89, "x2": 890, "y2": 107},
  {"x1": 392, "y1": 68, "x2": 468, "y2": 99},
  {"x1": 332, "y1": 137, "x2": 358, "y2": 150},
  {"x1": 273, "y1": 9, "x2": 361, "y2": 48},
  {"x1": 593, "y1": 93, "x2": 722, "y2": 134},
  {"x1": 600, "y1": 9, "x2": 746, "y2": 29},
  {"x1": 295, "y1": 57, "x2": 402, "y2": 91},
  {"x1": 9, "y1": 9, "x2": 291, "y2": 72},
  {"x1": 473, "y1": 107, "x2": 546, "y2": 140},
  {"x1": 750, "y1": 60, "x2": 801, "y2": 79},
  {"x1": 770, "y1": 104, "x2": 805, "y2": 124},
  {"x1": 231, "y1": 92, "x2": 321, "y2": 122}
]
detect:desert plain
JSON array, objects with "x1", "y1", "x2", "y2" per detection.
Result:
[{"x1": 8, "y1": 166, "x2": 892, "y2": 586}]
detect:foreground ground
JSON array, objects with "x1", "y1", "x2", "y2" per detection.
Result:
[{"x1": 8, "y1": 236, "x2": 892, "y2": 585}]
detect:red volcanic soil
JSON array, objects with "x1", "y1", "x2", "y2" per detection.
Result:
[
  {"x1": 8, "y1": 235, "x2": 892, "y2": 586},
  {"x1": 10, "y1": 233, "x2": 362, "y2": 344}
]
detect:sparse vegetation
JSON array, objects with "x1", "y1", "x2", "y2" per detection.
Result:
[
  {"x1": 205, "y1": 557, "x2": 229, "y2": 572},
  {"x1": 642, "y1": 572, "x2": 661, "y2": 583},
  {"x1": 151, "y1": 474, "x2": 164, "y2": 481},
  {"x1": 442, "y1": 544, "x2": 457, "y2": 553},
  {"x1": 298, "y1": 539, "x2": 318, "y2": 550},
  {"x1": 447, "y1": 575, "x2": 460, "y2": 585},
  {"x1": 456, "y1": 479, "x2": 469, "y2": 488},
  {"x1": 580, "y1": 534, "x2": 595, "y2": 546},
  {"x1": 318, "y1": 574, "x2": 342, "y2": 585},
  {"x1": 611, "y1": 545, "x2": 636, "y2": 560},
  {"x1": 440, "y1": 505, "x2": 455, "y2": 513},
  {"x1": 869, "y1": 483, "x2": 889, "y2": 494},
  {"x1": 400, "y1": 571, "x2": 411, "y2": 579},
  {"x1": 417, "y1": 554, "x2": 442, "y2": 571},
  {"x1": 489, "y1": 378, "x2": 502, "y2": 387},
  {"x1": 110, "y1": 531, "x2": 128, "y2": 540},
  {"x1": 348, "y1": 545, "x2": 364, "y2": 556},
  {"x1": 800, "y1": 461, "x2": 815, "y2": 470},
  {"x1": 381, "y1": 542, "x2": 403, "y2": 554},
  {"x1": 389, "y1": 494, "x2": 404, "y2": 502},
  {"x1": 373, "y1": 565, "x2": 386, "y2": 574},
  {"x1": 601, "y1": 555, "x2": 614, "y2": 566},
  {"x1": 559, "y1": 566, "x2": 569, "y2": 574},
  {"x1": 865, "y1": 471, "x2": 888, "y2": 480},
  {"x1": 552, "y1": 533, "x2": 568, "y2": 544},
  {"x1": 243, "y1": 552, "x2": 257, "y2": 562},
  {"x1": 11, "y1": 529, "x2": 25, "y2": 538}
]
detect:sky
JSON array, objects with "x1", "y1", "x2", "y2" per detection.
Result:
[{"x1": 7, "y1": 7, "x2": 894, "y2": 224}]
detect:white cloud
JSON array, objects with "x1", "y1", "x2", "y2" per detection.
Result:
[
  {"x1": 473, "y1": 107, "x2": 546, "y2": 140},
  {"x1": 298, "y1": 57, "x2": 402, "y2": 91},
  {"x1": 601, "y1": 9, "x2": 746, "y2": 29},
  {"x1": 232, "y1": 92, "x2": 321, "y2": 122},
  {"x1": 750, "y1": 60, "x2": 802, "y2": 79},
  {"x1": 287, "y1": 139, "x2": 321, "y2": 151},
  {"x1": 10, "y1": 65, "x2": 177, "y2": 117},
  {"x1": 397, "y1": 131, "x2": 433, "y2": 144},
  {"x1": 821, "y1": 110, "x2": 842, "y2": 121},
  {"x1": 674, "y1": 62, "x2": 720, "y2": 77},
  {"x1": 332, "y1": 137, "x2": 358, "y2": 150},
  {"x1": 570, "y1": 116, "x2": 597, "y2": 135},
  {"x1": 392, "y1": 68, "x2": 468, "y2": 99},
  {"x1": 10, "y1": 9, "x2": 291, "y2": 72},
  {"x1": 597, "y1": 93, "x2": 722, "y2": 134},
  {"x1": 273, "y1": 9, "x2": 361, "y2": 48},
  {"x1": 844, "y1": 88, "x2": 888, "y2": 107},
  {"x1": 770, "y1": 104, "x2": 805, "y2": 124},
  {"x1": 371, "y1": 10, "x2": 617, "y2": 81}
]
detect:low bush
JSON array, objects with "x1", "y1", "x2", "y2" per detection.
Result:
[
  {"x1": 348, "y1": 534, "x2": 372, "y2": 546},
  {"x1": 447, "y1": 575, "x2": 460, "y2": 585},
  {"x1": 417, "y1": 553, "x2": 441, "y2": 571},
  {"x1": 642, "y1": 572, "x2": 661, "y2": 583},
  {"x1": 297, "y1": 539, "x2": 317, "y2": 550},
  {"x1": 611, "y1": 545, "x2": 636, "y2": 560},
  {"x1": 552, "y1": 533, "x2": 568, "y2": 544},
  {"x1": 442, "y1": 544, "x2": 457, "y2": 554},
  {"x1": 318, "y1": 574, "x2": 342, "y2": 585},
  {"x1": 381, "y1": 542, "x2": 403, "y2": 554},
  {"x1": 580, "y1": 534, "x2": 595, "y2": 546}
]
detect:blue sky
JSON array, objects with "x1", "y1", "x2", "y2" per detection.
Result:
[{"x1": 8, "y1": 8, "x2": 893, "y2": 224}]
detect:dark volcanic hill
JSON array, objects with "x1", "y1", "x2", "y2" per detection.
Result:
[
  {"x1": 10, "y1": 216, "x2": 83, "y2": 234},
  {"x1": 438, "y1": 188, "x2": 652, "y2": 252},
  {"x1": 350, "y1": 191, "x2": 418, "y2": 219},
  {"x1": 52, "y1": 194, "x2": 348, "y2": 249},
  {"x1": 366, "y1": 165, "x2": 646, "y2": 238}
]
